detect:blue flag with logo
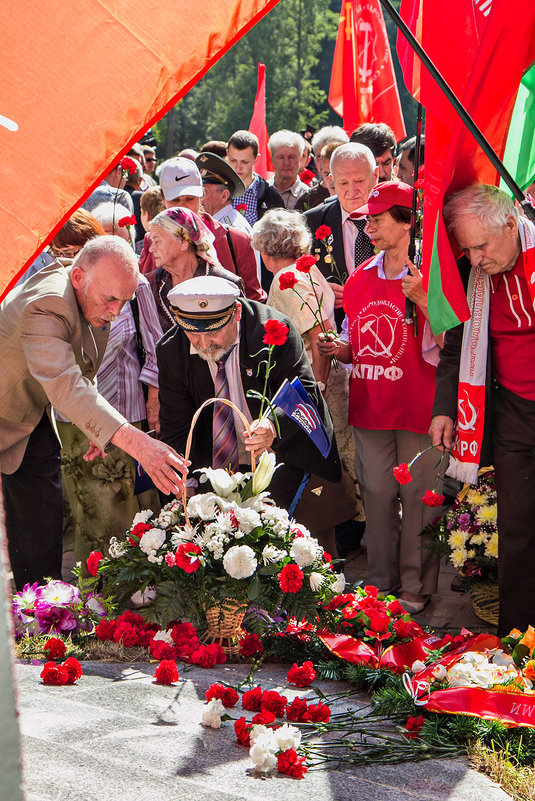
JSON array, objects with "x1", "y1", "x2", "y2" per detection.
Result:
[{"x1": 271, "y1": 377, "x2": 331, "y2": 457}]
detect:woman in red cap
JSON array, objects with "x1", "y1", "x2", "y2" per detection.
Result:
[{"x1": 318, "y1": 180, "x2": 444, "y2": 614}]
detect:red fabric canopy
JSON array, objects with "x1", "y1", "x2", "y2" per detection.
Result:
[{"x1": 0, "y1": 0, "x2": 280, "y2": 298}]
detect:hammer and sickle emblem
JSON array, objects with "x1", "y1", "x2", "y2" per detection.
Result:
[{"x1": 457, "y1": 391, "x2": 478, "y2": 431}]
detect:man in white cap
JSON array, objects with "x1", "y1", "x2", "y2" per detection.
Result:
[
  {"x1": 139, "y1": 158, "x2": 263, "y2": 301},
  {"x1": 157, "y1": 276, "x2": 341, "y2": 509}
]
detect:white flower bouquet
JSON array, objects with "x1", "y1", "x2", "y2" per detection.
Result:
[{"x1": 93, "y1": 453, "x2": 345, "y2": 628}]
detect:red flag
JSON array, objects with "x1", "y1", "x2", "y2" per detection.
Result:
[
  {"x1": 398, "y1": 0, "x2": 535, "y2": 333},
  {"x1": 0, "y1": 0, "x2": 281, "y2": 299},
  {"x1": 329, "y1": 0, "x2": 406, "y2": 141},
  {"x1": 248, "y1": 63, "x2": 273, "y2": 179}
]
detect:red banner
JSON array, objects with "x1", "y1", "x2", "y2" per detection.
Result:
[
  {"x1": 248, "y1": 63, "x2": 273, "y2": 179},
  {"x1": 318, "y1": 631, "x2": 437, "y2": 674},
  {"x1": 0, "y1": 0, "x2": 281, "y2": 298},
  {"x1": 329, "y1": 0, "x2": 405, "y2": 140}
]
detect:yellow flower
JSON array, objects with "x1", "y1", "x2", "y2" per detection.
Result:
[
  {"x1": 448, "y1": 530, "x2": 468, "y2": 549},
  {"x1": 485, "y1": 533, "x2": 498, "y2": 559},
  {"x1": 451, "y1": 548, "x2": 468, "y2": 569},
  {"x1": 468, "y1": 532, "x2": 488, "y2": 546},
  {"x1": 466, "y1": 490, "x2": 486, "y2": 506},
  {"x1": 476, "y1": 504, "x2": 497, "y2": 525}
]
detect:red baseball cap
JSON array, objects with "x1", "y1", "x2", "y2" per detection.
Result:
[{"x1": 351, "y1": 180, "x2": 415, "y2": 217}]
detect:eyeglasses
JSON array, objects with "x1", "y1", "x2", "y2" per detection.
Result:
[
  {"x1": 145, "y1": 157, "x2": 157, "y2": 163},
  {"x1": 49, "y1": 245, "x2": 82, "y2": 259}
]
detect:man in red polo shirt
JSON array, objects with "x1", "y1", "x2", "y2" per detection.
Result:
[{"x1": 430, "y1": 183, "x2": 535, "y2": 637}]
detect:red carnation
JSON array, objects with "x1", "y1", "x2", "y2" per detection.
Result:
[
  {"x1": 155, "y1": 660, "x2": 179, "y2": 685},
  {"x1": 278, "y1": 563, "x2": 304, "y2": 594},
  {"x1": 387, "y1": 599, "x2": 405, "y2": 617},
  {"x1": 86, "y1": 550, "x2": 104, "y2": 577},
  {"x1": 242, "y1": 686, "x2": 263, "y2": 711},
  {"x1": 239, "y1": 632, "x2": 263, "y2": 659},
  {"x1": 393, "y1": 463, "x2": 413, "y2": 484},
  {"x1": 261, "y1": 689, "x2": 287, "y2": 717},
  {"x1": 113, "y1": 622, "x2": 141, "y2": 648},
  {"x1": 175, "y1": 542, "x2": 203, "y2": 573},
  {"x1": 252, "y1": 709, "x2": 276, "y2": 725},
  {"x1": 286, "y1": 696, "x2": 309, "y2": 722},
  {"x1": 263, "y1": 319, "x2": 289, "y2": 347},
  {"x1": 128, "y1": 521, "x2": 151, "y2": 546},
  {"x1": 205, "y1": 683, "x2": 239, "y2": 708},
  {"x1": 286, "y1": 660, "x2": 317, "y2": 688},
  {"x1": 118, "y1": 214, "x2": 136, "y2": 228},
  {"x1": 422, "y1": 490, "x2": 445, "y2": 507},
  {"x1": 403, "y1": 714, "x2": 425, "y2": 739},
  {"x1": 366, "y1": 612, "x2": 391, "y2": 635},
  {"x1": 41, "y1": 661, "x2": 69, "y2": 686},
  {"x1": 277, "y1": 748, "x2": 308, "y2": 779},
  {"x1": 120, "y1": 156, "x2": 138, "y2": 175},
  {"x1": 63, "y1": 657, "x2": 83, "y2": 685},
  {"x1": 171, "y1": 621, "x2": 198, "y2": 645},
  {"x1": 300, "y1": 168, "x2": 315, "y2": 185},
  {"x1": 234, "y1": 716, "x2": 252, "y2": 746},
  {"x1": 295, "y1": 254, "x2": 317, "y2": 273},
  {"x1": 95, "y1": 619, "x2": 117, "y2": 641},
  {"x1": 315, "y1": 224, "x2": 332, "y2": 241},
  {"x1": 117, "y1": 610, "x2": 146, "y2": 626},
  {"x1": 279, "y1": 271, "x2": 299, "y2": 291},
  {"x1": 149, "y1": 639, "x2": 178, "y2": 662},
  {"x1": 191, "y1": 642, "x2": 226, "y2": 668},
  {"x1": 303, "y1": 702, "x2": 331, "y2": 723},
  {"x1": 165, "y1": 553, "x2": 176, "y2": 566},
  {"x1": 236, "y1": 203, "x2": 247, "y2": 213},
  {"x1": 43, "y1": 637, "x2": 66, "y2": 660}
]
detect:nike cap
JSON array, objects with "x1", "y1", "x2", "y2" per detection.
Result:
[{"x1": 159, "y1": 157, "x2": 204, "y2": 201}]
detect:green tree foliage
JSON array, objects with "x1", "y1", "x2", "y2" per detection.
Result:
[{"x1": 154, "y1": 0, "x2": 418, "y2": 156}]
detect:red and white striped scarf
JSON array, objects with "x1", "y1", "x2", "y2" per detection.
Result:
[{"x1": 447, "y1": 217, "x2": 535, "y2": 484}]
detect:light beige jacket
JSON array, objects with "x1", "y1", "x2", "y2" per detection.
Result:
[{"x1": 0, "y1": 262, "x2": 126, "y2": 474}]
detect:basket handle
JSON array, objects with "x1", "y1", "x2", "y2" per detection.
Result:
[{"x1": 182, "y1": 397, "x2": 257, "y2": 520}]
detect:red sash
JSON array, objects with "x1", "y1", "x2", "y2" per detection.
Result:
[{"x1": 344, "y1": 263, "x2": 436, "y2": 433}]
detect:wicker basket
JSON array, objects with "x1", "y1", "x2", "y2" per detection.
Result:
[
  {"x1": 201, "y1": 600, "x2": 247, "y2": 656},
  {"x1": 470, "y1": 584, "x2": 499, "y2": 626}
]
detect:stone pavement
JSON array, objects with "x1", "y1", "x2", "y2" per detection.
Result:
[{"x1": 16, "y1": 660, "x2": 512, "y2": 801}]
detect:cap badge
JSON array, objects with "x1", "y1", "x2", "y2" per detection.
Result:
[{"x1": 198, "y1": 298, "x2": 208, "y2": 309}]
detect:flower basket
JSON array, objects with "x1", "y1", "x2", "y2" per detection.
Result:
[
  {"x1": 470, "y1": 583, "x2": 499, "y2": 626},
  {"x1": 201, "y1": 600, "x2": 247, "y2": 655}
]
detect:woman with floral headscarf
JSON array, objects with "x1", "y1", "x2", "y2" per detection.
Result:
[{"x1": 146, "y1": 206, "x2": 244, "y2": 331}]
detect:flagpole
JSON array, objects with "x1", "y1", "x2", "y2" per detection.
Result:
[
  {"x1": 379, "y1": 0, "x2": 535, "y2": 222},
  {"x1": 406, "y1": 103, "x2": 423, "y2": 336}
]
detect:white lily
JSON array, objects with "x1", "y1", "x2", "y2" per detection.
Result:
[{"x1": 252, "y1": 451, "x2": 278, "y2": 495}]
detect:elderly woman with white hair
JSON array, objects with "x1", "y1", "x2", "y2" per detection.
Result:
[
  {"x1": 91, "y1": 201, "x2": 136, "y2": 247},
  {"x1": 253, "y1": 208, "x2": 360, "y2": 561}
]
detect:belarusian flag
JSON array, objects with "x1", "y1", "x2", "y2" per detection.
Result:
[
  {"x1": 397, "y1": 0, "x2": 535, "y2": 334},
  {"x1": 501, "y1": 63, "x2": 535, "y2": 194}
]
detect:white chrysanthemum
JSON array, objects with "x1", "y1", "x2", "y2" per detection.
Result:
[
  {"x1": 476, "y1": 503, "x2": 497, "y2": 525},
  {"x1": 331, "y1": 573, "x2": 346, "y2": 594},
  {"x1": 131, "y1": 509, "x2": 154, "y2": 527},
  {"x1": 261, "y1": 505, "x2": 290, "y2": 536},
  {"x1": 233, "y1": 505, "x2": 262, "y2": 534},
  {"x1": 450, "y1": 548, "x2": 468, "y2": 569},
  {"x1": 202, "y1": 698, "x2": 225, "y2": 728},
  {"x1": 274, "y1": 724, "x2": 301, "y2": 752},
  {"x1": 139, "y1": 528, "x2": 166, "y2": 555},
  {"x1": 187, "y1": 493, "x2": 220, "y2": 521},
  {"x1": 211, "y1": 512, "x2": 234, "y2": 536},
  {"x1": 155, "y1": 508, "x2": 180, "y2": 528},
  {"x1": 290, "y1": 537, "x2": 321, "y2": 568},
  {"x1": 485, "y1": 533, "x2": 498, "y2": 559},
  {"x1": 147, "y1": 553, "x2": 163, "y2": 564},
  {"x1": 153, "y1": 629, "x2": 174, "y2": 644},
  {"x1": 108, "y1": 536, "x2": 128, "y2": 558},
  {"x1": 262, "y1": 544, "x2": 287, "y2": 565},
  {"x1": 223, "y1": 544, "x2": 257, "y2": 579},
  {"x1": 448, "y1": 530, "x2": 468, "y2": 550},
  {"x1": 171, "y1": 524, "x2": 198, "y2": 547},
  {"x1": 309, "y1": 572, "x2": 325, "y2": 592},
  {"x1": 468, "y1": 532, "x2": 487, "y2": 546}
]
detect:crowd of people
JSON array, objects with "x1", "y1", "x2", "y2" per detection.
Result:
[{"x1": 1, "y1": 118, "x2": 534, "y2": 637}]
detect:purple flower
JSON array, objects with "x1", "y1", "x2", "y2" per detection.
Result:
[
  {"x1": 36, "y1": 580, "x2": 81, "y2": 606},
  {"x1": 85, "y1": 592, "x2": 107, "y2": 618},
  {"x1": 457, "y1": 513, "x2": 472, "y2": 531},
  {"x1": 12, "y1": 582, "x2": 39, "y2": 615},
  {"x1": 34, "y1": 600, "x2": 78, "y2": 634}
]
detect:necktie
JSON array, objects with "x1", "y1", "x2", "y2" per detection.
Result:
[
  {"x1": 352, "y1": 218, "x2": 375, "y2": 269},
  {"x1": 212, "y1": 358, "x2": 239, "y2": 473}
]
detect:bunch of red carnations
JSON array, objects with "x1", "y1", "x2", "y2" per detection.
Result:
[{"x1": 40, "y1": 637, "x2": 83, "y2": 686}]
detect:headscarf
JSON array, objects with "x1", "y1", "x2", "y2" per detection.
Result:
[{"x1": 151, "y1": 207, "x2": 219, "y2": 267}]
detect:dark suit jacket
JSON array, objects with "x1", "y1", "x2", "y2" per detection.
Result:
[
  {"x1": 157, "y1": 300, "x2": 341, "y2": 485},
  {"x1": 305, "y1": 199, "x2": 347, "y2": 328}
]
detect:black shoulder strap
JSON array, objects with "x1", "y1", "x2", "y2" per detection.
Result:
[
  {"x1": 130, "y1": 296, "x2": 145, "y2": 368},
  {"x1": 225, "y1": 228, "x2": 238, "y2": 273}
]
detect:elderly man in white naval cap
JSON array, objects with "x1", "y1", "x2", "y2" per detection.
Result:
[{"x1": 156, "y1": 275, "x2": 341, "y2": 510}]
